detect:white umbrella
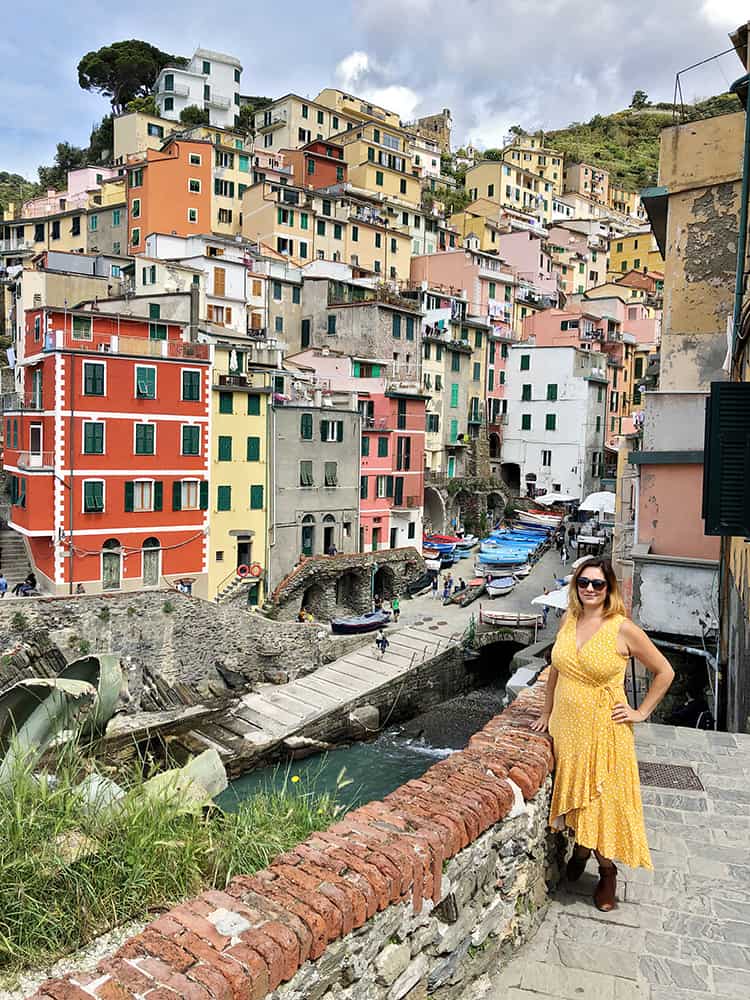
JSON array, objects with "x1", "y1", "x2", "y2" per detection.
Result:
[
  {"x1": 531, "y1": 586, "x2": 570, "y2": 610},
  {"x1": 229, "y1": 349, "x2": 239, "y2": 373},
  {"x1": 535, "y1": 493, "x2": 578, "y2": 505},
  {"x1": 579, "y1": 491, "x2": 615, "y2": 515}
]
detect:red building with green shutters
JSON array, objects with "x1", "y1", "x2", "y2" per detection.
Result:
[{"x1": 2, "y1": 306, "x2": 211, "y2": 595}]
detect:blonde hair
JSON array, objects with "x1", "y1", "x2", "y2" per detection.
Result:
[{"x1": 568, "y1": 557, "x2": 627, "y2": 620}]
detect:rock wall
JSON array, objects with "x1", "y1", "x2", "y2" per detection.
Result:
[
  {"x1": 0, "y1": 593, "x2": 368, "y2": 711},
  {"x1": 30, "y1": 678, "x2": 561, "y2": 1000}
]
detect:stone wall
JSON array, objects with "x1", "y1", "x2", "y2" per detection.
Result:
[
  {"x1": 0, "y1": 592, "x2": 367, "y2": 711},
  {"x1": 30, "y1": 678, "x2": 560, "y2": 1000}
]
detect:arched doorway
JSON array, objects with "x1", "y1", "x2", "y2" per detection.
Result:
[
  {"x1": 374, "y1": 564, "x2": 397, "y2": 601},
  {"x1": 323, "y1": 514, "x2": 336, "y2": 555},
  {"x1": 488, "y1": 432, "x2": 500, "y2": 459},
  {"x1": 301, "y1": 515, "x2": 315, "y2": 557},
  {"x1": 102, "y1": 538, "x2": 121, "y2": 591},
  {"x1": 142, "y1": 537, "x2": 160, "y2": 587},
  {"x1": 423, "y1": 486, "x2": 446, "y2": 534},
  {"x1": 487, "y1": 491, "x2": 506, "y2": 527},
  {"x1": 500, "y1": 462, "x2": 521, "y2": 494},
  {"x1": 300, "y1": 582, "x2": 326, "y2": 619},
  {"x1": 336, "y1": 570, "x2": 364, "y2": 612}
]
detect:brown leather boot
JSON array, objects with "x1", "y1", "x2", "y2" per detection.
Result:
[
  {"x1": 566, "y1": 845, "x2": 591, "y2": 882},
  {"x1": 594, "y1": 864, "x2": 618, "y2": 911}
]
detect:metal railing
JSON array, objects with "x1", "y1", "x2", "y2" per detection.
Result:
[{"x1": 1, "y1": 393, "x2": 43, "y2": 412}]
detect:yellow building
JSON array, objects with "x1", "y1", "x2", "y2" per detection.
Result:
[
  {"x1": 253, "y1": 93, "x2": 358, "y2": 154},
  {"x1": 465, "y1": 160, "x2": 554, "y2": 224},
  {"x1": 208, "y1": 344, "x2": 271, "y2": 604},
  {"x1": 609, "y1": 186, "x2": 647, "y2": 223},
  {"x1": 315, "y1": 88, "x2": 402, "y2": 129},
  {"x1": 608, "y1": 229, "x2": 664, "y2": 277},
  {"x1": 502, "y1": 136, "x2": 564, "y2": 194},
  {"x1": 113, "y1": 112, "x2": 182, "y2": 164},
  {"x1": 449, "y1": 199, "x2": 508, "y2": 254},
  {"x1": 334, "y1": 123, "x2": 422, "y2": 208}
]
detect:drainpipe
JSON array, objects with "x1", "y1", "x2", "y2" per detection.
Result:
[{"x1": 730, "y1": 74, "x2": 750, "y2": 368}]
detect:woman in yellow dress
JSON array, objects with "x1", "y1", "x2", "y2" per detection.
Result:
[{"x1": 531, "y1": 557, "x2": 674, "y2": 911}]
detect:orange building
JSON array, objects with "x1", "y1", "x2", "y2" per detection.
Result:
[
  {"x1": 127, "y1": 138, "x2": 212, "y2": 254},
  {"x1": 2, "y1": 307, "x2": 211, "y2": 595},
  {"x1": 281, "y1": 140, "x2": 348, "y2": 190}
]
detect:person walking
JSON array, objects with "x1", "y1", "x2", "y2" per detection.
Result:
[
  {"x1": 531, "y1": 557, "x2": 674, "y2": 911},
  {"x1": 0, "y1": 572, "x2": 7, "y2": 598},
  {"x1": 391, "y1": 594, "x2": 400, "y2": 623},
  {"x1": 375, "y1": 629, "x2": 389, "y2": 658},
  {"x1": 430, "y1": 574, "x2": 439, "y2": 599},
  {"x1": 560, "y1": 543, "x2": 568, "y2": 564}
]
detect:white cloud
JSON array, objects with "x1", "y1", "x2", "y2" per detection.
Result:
[
  {"x1": 335, "y1": 48, "x2": 421, "y2": 120},
  {"x1": 701, "y1": 1, "x2": 746, "y2": 28}
]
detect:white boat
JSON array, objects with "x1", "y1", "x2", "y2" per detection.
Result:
[
  {"x1": 486, "y1": 576, "x2": 516, "y2": 598},
  {"x1": 476, "y1": 561, "x2": 531, "y2": 579},
  {"x1": 515, "y1": 511, "x2": 562, "y2": 529},
  {"x1": 512, "y1": 563, "x2": 532, "y2": 578},
  {"x1": 479, "y1": 607, "x2": 543, "y2": 628}
]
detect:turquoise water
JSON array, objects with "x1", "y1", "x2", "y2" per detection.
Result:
[{"x1": 217, "y1": 733, "x2": 453, "y2": 812}]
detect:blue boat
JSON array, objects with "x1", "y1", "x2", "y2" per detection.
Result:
[{"x1": 331, "y1": 609, "x2": 392, "y2": 635}]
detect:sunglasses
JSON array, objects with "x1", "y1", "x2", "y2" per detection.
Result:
[{"x1": 577, "y1": 577, "x2": 607, "y2": 592}]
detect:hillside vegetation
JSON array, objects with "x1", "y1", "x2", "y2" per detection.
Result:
[
  {"x1": 542, "y1": 93, "x2": 741, "y2": 190},
  {"x1": 0, "y1": 172, "x2": 37, "y2": 216}
]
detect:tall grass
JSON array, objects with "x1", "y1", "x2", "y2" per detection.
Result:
[{"x1": 0, "y1": 749, "x2": 344, "y2": 974}]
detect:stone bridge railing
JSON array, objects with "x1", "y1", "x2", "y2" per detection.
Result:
[{"x1": 30, "y1": 676, "x2": 560, "y2": 1000}]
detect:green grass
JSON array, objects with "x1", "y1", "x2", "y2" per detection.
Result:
[{"x1": 0, "y1": 747, "x2": 345, "y2": 974}]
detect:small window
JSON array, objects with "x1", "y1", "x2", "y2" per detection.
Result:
[
  {"x1": 83, "y1": 481, "x2": 104, "y2": 513},
  {"x1": 217, "y1": 485, "x2": 231, "y2": 511},
  {"x1": 324, "y1": 462, "x2": 338, "y2": 487},
  {"x1": 189, "y1": 153, "x2": 202, "y2": 166},
  {"x1": 520, "y1": 354, "x2": 531, "y2": 371},
  {"x1": 301, "y1": 413, "x2": 313, "y2": 439},
  {"x1": 83, "y1": 361, "x2": 105, "y2": 396},
  {"x1": 135, "y1": 366, "x2": 156, "y2": 399},
  {"x1": 73, "y1": 316, "x2": 92, "y2": 341},
  {"x1": 250, "y1": 484, "x2": 264, "y2": 509},
  {"x1": 246, "y1": 436, "x2": 260, "y2": 461},
  {"x1": 83, "y1": 421, "x2": 104, "y2": 454},
  {"x1": 547, "y1": 383, "x2": 558, "y2": 401},
  {"x1": 134, "y1": 423, "x2": 155, "y2": 455},
  {"x1": 327, "y1": 315, "x2": 336, "y2": 336},
  {"x1": 188, "y1": 207, "x2": 198, "y2": 224},
  {"x1": 219, "y1": 391, "x2": 233, "y2": 414},
  {"x1": 545, "y1": 413, "x2": 557, "y2": 431},
  {"x1": 182, "y1": 425, "x2": 200, "y2": 455},
  {"x1": 375, "y1": 170, "x2": 384, "y2": 187},
  {"x1": 378, "y1": 437, "x2": 389, "y2": 457},
  {"x1": 521, "y1": 414, "x2": 531, "y2": 430},
  {"x1": 300, "y1": 460, "x2": 314, "y2": 487},
  {"x1": 189, "y1": 178, "x2": 201, "y2": 193},
  {"x1": 182, "y1": 370, "x2": 201, "y2": 401},
  {"x1": 217, "y1": 435, "x2": 232, "y2": 461}
]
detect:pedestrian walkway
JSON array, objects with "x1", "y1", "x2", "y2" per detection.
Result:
[{"x1": 474, "y1": 723, "x2": 750, "y2": 1000}]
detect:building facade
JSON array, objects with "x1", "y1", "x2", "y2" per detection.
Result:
[{"x1": 155, "y1": 48, "x2": 243, "y2": 129}]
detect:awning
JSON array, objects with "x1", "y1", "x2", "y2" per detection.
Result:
[
  {"x1": 531, "y1": 586, "x2": 569, "y2": 610},
  {"x1": 579, "y1": 491, "x2": 615, "y2": 514},
  {"x1": 535, "y1": 493, "x2": 579, "y2": 505}
]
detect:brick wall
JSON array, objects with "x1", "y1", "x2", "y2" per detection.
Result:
[{"x1": 29, "y1": 677, "x2": 558, "y2": 1000}]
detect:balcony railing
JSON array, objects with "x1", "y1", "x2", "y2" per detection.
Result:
[
  {"x1": 1, "y1": 392, "x2": 44, "y2": 412},
  {"x1": 258, "y1": 111, "x2": 288, "y2": 131},
  {"x1": 206, "y1": 93, "x2": 230, "y2": 110},
  {"x1": 16, "y1": 450, "x2": 54, "y2": 471},
  {"x1": 161, "y1": 81, "x2": 189, "y2": 97},
  {"x1": 0, "y1": 240, "x2": 34, "y2": 254},
  {"x1": 45, "y1": 330, "x2": 209, "y2": 361},
  {"x1": 215, "y1": 374, "x2": 255, "y2": 388}
]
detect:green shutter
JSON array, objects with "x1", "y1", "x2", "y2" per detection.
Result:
[
  {"x1": 301, "y1": 412, "x2": 313, "y2": 439},
  {"x1": 124, "y1": 481, "x2": 134, "y2": 512},
  {"x1": 386, "y1": 475, "x2": 394, "y2": 497},
  {"x1": 217, "y1": 485, "x2": 231, "y2": 511},
  {"x1": 250, "y1": 485, "x2": 264, "y2": 509},
  {"x1": 247, "y1": 395, "x2": 260, "y2": 415},
  {"x1": 361, "y1": 435, "x2": 370, "y2": 456},
  {"x1": 547, "y1": 383, "x2": 558, "y2": 401},
  {"x1": 451, "y1": 384, "x2": 459, "y2": 408},
  {"x1": 247, "y1": 436, "x2": 260, "y2": 461},
  {"x1": 392, "y1": 314, "x2": 401, "y2": 339},
  {"x1": 702, "y1": 382, "x2": 750, "y2": 536},
  {"x1": 199, "y1": 480, "x2": 209, "y2": 510},
  {"x1": 320, "y1": 419, "x2": 329, "y2": 441},
  {"x1": 450, "y1": 419, "x2": 458, "y2": 443},
  {"x1": 218, "y1": 435, "x2": 232, "y2": 461},
  {"x1": 336, "y1": 420, "x2": 344, "y2": 442},
  {"x1": 545, "y1": 413, "x2": 556, "y2": 431},
  {"x1": 173, "y1": 481, "x2": 182, "y2": 511},
  {"x1": 520, "y1": 354, "x2": 530, "y2": 370},
  {"x1": 153, "y1": 481, "x2": 163, "y2": 511},
  {"x1": 378, "y1": 437, "x2": 388, "y2": 457},
  {"x1": 219, "y1": 392, "x2": 233, "y2": 414}
]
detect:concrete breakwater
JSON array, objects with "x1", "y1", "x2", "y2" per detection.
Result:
[{"x1": 29, "y1": 676, "x2": 560, "y2": 1000}]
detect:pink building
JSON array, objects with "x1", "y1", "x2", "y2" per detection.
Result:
[
  {"x1": 493, "y1": 230, "x2": 558, "y2": 303},
  {"x1": 285, "y1": 349, "x2": 425, "y2": 552},
  {"x1": 22, "y1": 167, "x2": 122, "y2": 218}
]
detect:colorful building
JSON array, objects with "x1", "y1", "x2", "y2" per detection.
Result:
[
  {"x1": 608, "y1": 228, "x2": 664, "y2": 277},
  {"x1": 465, "y1": 160, "x2": 554, "y2": 225},
  {"x1": 281, "y1": 140, "x2": 347, "y2": 190},
  {"x1": 154, "y1": 48, "x2": 243, "y2": 129},
  {"x1": 2, "y1": 307, "x2": 210, "y2": 595}
]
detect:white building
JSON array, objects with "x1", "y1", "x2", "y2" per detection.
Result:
[
  {"x1": 154, "y1": 49, "x2": 242, "y2": 129},
  {"x1": 144, "y1": 233, "x2": 268, "y2": 339},
  {"x1": 501, "y1": 344, "x2": 607, "y2": 500}
]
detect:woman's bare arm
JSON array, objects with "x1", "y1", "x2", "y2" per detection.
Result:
[{"x1": 612, "y1": 620, "x2": 675, "y2": 724}]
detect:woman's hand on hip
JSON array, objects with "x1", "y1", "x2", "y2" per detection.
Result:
[
  {"x1": 611, "y1": 702, "x2": 646, "y2": 724},
  {"x1": 530, "y1": 711, "x2": 551, "y2": 733}
]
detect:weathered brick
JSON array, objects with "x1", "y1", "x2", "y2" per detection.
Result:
[
  {"x1": 185, "y1": 962, "x2": 234, "y2": 1000},
  {"x1": 508, "y1": 764, "x2": 538, "y2": 799},
  {"x1": 94, "y1": 979, "x2": 138, "y2": 1000},
  {"x1": 171, "y1": 928, "x2": 253, "y2": 999},
  {"x1": 224, "y1": 883, "x2": 313, "y2": 965},
  {"x1": 222, "y1": 943, "x2": 270, "y2": 1000},
  {"x1": 287, "y1": 854, "x2": 369, "y2": 927},
  {"x1": 99, "y1": 958, "x2": 155, "y2": 994},
  {"x1": 165, "y1": 902, "x2": 231, "y2": 951},
  {"x1": 136, "y1": 957, "x2": 211, "y2": 1000},
  {"x1": 258, "y1": 921, "x2": 300, "y2": 980},
  {"x1": 37, "y1": 980, "x2": 94, "y2": 1000},
  {"x1": 116, "y1": 929, "x2": 195, "y2": 974},
  {"x1": 257, "y1": 868, "x2": 343, "y2": 941},
  {"x1": 239, "y1": 878, "x2": 327, "y2": 959},
  {"x1": 236, "y1": 928, "x2": 287, "y2": 989}
]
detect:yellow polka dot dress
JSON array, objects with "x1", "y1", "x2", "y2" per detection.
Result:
[{"x1": 548, "y1": 614, "x2": 652, "y2": 869}]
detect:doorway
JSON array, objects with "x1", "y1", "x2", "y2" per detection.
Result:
[
  {"x1": 29, "y1": 424, "x2": 42, "y2": 468},
  {"x1": 102, "y1": 538, "x2": 121, "y2": 590},
  {"x1": 142, "y1": 537, "x2": 160, "y2": 587},
  {"x1": 323, "y1": 515, "x2": 335, "y2": 554},
  {"x1": 301, "y1": 515, "x2": 315, "y2": 556},
  {"x1": 389, "y1": 527, "x2": 398, "y2": 549},
  {"x1": 372, "y1": 527, "x2": 381, "y2": 551},
  {"x1": 237, "y1": 539, "x2": 251, "y2": 568}
]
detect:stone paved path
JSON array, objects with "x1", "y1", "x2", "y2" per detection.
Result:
[
  {"x1": 180, "y1": 547, "x2": 563, "y2": 765},
  {"x1": 474, "y1": 723, "x2": 750, "y2": 1000}
]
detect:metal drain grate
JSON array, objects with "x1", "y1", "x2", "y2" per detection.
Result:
[{"x1": 638, "y1": 761, "x2": 704, "y2": 791}]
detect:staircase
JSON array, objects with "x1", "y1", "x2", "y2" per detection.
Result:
[{"x1": 0, "y1": 527, "x2": 33, "y2": 588}]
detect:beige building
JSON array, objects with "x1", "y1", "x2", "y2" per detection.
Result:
[
  {"x1": 113, "y1": 112, "x2": 181, "y2": 164},
  {"x1": 466, "y1": 161, "x2": 554, "y2": 224},
  {"x1": 316, "y1": 88, "x2": 402, "y2": 129},
  {"x1": 564, "y1": 161, "x2": 610, "y2": 205},
  {"x1": 502, "y1": 136, "x2": 564, "y2": 194},
  {"x1": 253, "y1": 94, "x2": 358, "y2": 154}
]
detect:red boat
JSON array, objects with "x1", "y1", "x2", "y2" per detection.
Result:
[{"x1": 424, "y1": 533, "x2": 462, "y2": 544}]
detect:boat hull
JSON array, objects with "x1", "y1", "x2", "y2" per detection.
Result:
[{"x1": 331, "y1": 610, "x2": 392, "y2": 635}]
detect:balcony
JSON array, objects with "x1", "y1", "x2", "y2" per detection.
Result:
[
  {"x1": 258, "y1": 111, "x2": 288, "y2": 132},
  {"x1": 206, "y1": 93, "x2": 230, "y2": 111},
  {"x1": 161, "y1": 81, "x2": 189, "y2": 97},
  {"x1": 0, "y1": 240, "x2": 34, "y2": 254},
  {"x1": 393, "y1": 495, "x2": 421, "y2": 510},
  {"x1": 246, "y1": 326, "x2": 268, "y2": 340},
  {"x1": 1, "y1": 392, "x2": 44, "y2": 413},
  {"x1": 16, "y1": 450, "x2": 54, "y2": 471},
  {"x1": 44, "y1": 331, "x2": 209, "y2": 361}
]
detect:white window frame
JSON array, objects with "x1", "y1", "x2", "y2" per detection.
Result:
[
  {"x1": 82, "y1": 419, "x2": 106, "y2": 455},
  {"x1": 189, "y1": 153, "x2": 202, "y2": 166},
  {"x1": 133, "y1": 479, "x2": 155, "y2": 512},
  {"x1": 188, "y1": 178, "x2": 202, "y2": 193},
  {"x1": 181, "y1": 479, "x2": 201, "y2": 510},
  {"x1": 181, "y1": 367, "x2": 202, "y2": 402},
  {"x1": 131, "y1": 227, "x2": 141, "y2": 246},
  {"x1": 131, "y1": 198, "x2": 141, "y2": 219},
  {"x1": 188, "y1": 208, "x2": 198, "y2": 224},
  {"x1": 133, "y1": 421, "x2": 157, "y2": 455},
  {"x1": 82, "y1": 359, "x2": 106, "y2": 395},
  {"x1": 134, "y1": 364, "x2": 157, "y2": 399},
  {"x1": 81, "y1": 478, "x2": 105, "y2": 514},
  {"x1": 180, "y1": 423, "x2": 201, "y2": 456},
  {"x1": 376, "y1": 475, "x2": 388, "y2": 498}
]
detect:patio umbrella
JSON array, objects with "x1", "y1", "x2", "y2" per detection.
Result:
[
  {"x1": 531, "y1": 586, "x2": 570, "y2": 610},
  {"x1": 579, "y1": 491, "x2": 615, "y2": 515}
]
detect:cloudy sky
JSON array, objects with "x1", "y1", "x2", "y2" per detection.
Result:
[{"x1": 1, "y1": 1, "x2": 746, "y2": 180}]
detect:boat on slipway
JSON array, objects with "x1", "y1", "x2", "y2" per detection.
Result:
[
  {"x1": 330, "y1": 610, "x2": 392, "y2": 635},
  {"x1": 485, "y1": 576, "x2": 516, "y2": 598}
]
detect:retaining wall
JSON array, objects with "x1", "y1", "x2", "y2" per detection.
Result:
[{"x1": 30, "y1": 677, "x2": 559, "y2": 1000}]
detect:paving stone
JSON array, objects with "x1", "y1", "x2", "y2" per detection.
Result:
[
  {"x1": 613, "y1": 981, "x2": 649, "y2": 1000},
  {"x1": 557, "y1": 940, "x2": 639, "y2": 980},
  {"x1": 712, "y1": 965, "x2": 750, "y2": 999},
  {"x1": 520, "y1": 960, "x2": 616, "y2": 1000},
  {"x1": 555, "y1": 913, "x2": 645, "y2": 952},
  {"x1": 712, "y1": 897, "x2": 750, "y2": 922},
  {"x1": 639, "y1": 956, "x2": 711, "y2": 992}
]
